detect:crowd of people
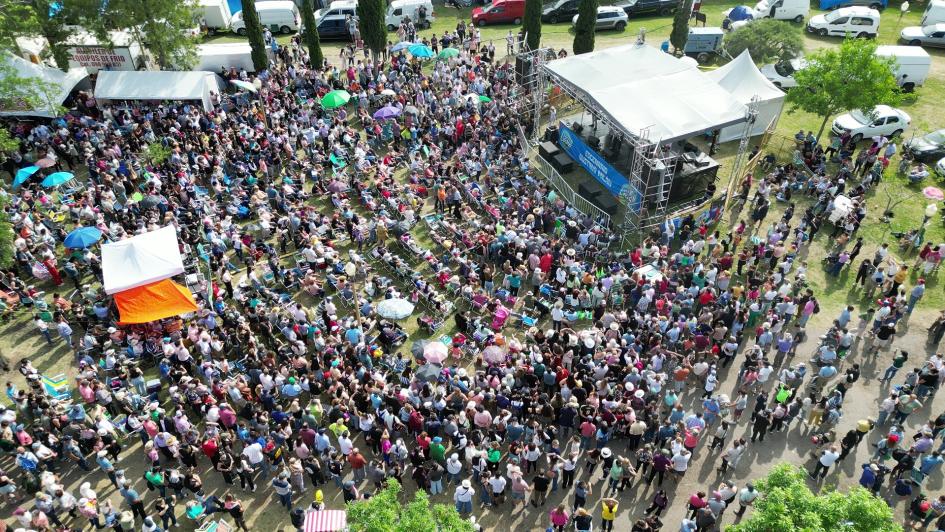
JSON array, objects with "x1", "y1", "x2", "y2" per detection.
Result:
[{"x1": 1, "y1": 20, "x2": 944, "y2": 532}]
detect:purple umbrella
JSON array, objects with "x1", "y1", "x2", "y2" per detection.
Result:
[
  {"x1": 372, "y1": 105, "x2": 401, "y2": 121},
  {"x1": 482, "y1": 345, "x2": 506, "y2": 365}
]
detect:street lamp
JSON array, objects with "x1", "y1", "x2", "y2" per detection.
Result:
[{"x1": 923, "y1": 203, "x2": 938, "y2": 225}]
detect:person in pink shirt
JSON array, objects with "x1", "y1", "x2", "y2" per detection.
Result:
[{"x1": 549, "y1": 504, "x2": 570, "y2": 532}]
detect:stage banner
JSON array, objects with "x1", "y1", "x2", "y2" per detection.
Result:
[{"x1": 557, "y1": 123, "x2": 642, "y2": 212}]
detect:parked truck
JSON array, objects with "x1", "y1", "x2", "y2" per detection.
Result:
[{"x1": 200, "y1": 0, "x2": 233, "y2": 34}]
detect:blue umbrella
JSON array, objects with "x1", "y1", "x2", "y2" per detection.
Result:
[
  {"x1": 64, "y1": 227, "x2": 103, "y2": 249},
  {"x1": 41, "y1": 171, "x2": 74, "y2": 188},
  {"x1": 13, "y1": 166, "x2": 39, "y2": 188},
  {"x1": 372, "y1": 105, "x2": 401, "y2": 121},
  {"x1": 390, "y1": 41, "x2": 415, "y2": 52},
  {"x1": 408, "y1": 44, "x2": 434, "y2": 59}
]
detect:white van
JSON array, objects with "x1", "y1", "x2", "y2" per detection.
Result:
[
  {"x1": 315, "y1": 0, "x2": 358, "y2": 23},
  {"x1": 752, "y1": 0, "x2": 808, "y2": 22},
  {"x1": 231, "y1": 1, "x2": 301, "y2": 35},
  {"x1": 806, "y1": 6, "x2": 880, "y2": 38},
  {"x1": 385, "y1": 0, "x2": 435, "y2": 30},
  {"x1": 875, "y1": 45, "x2": 931, "y2": 92},
  {"x1": 922, "y1": 0, "x2": 945, "y2": 25}
]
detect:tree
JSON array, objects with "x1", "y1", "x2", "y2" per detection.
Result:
[
  {"x1": 93, "y1": 0, "x2": 200, "y2": 69},
  {"x1": 725, "y1": 19, "x2": 803, "y2": 64},
  {"x1": 0, "y1": 0, "x2": 77, "y2": 71},
  {"x1": 788, "y1": 37, "x2": 902, "y2": 141},
  {"x1": 357, "y1": 0, "x2": 387, "y2": 62},
  {"x1": 728, "y1": 464, "x2": 900, "y2": 532},
  {"x1": 523, "y1": 0, "x2": 542, "y2": 52},
  {"x1": 241, "y1": 0, "x2": 269, "y2": 71},
  {"x1": 670, "y1": 0, "x2": 693, "y2": 54},
  {"x1": 0, "y1": 196, "x2": 13, "y2": 270},
  {"x1": 572, "y1": 0, "x2": 598, "y2": 55},
  {"x1": 300, "y1": 0, "x2": 324, "y2": 67},
  {"x1": 0, "y1": 60, "x2": 65, "y2": 153},
  {"x1": 346, "y1": 480, "x2": 474, "y2": 532}
]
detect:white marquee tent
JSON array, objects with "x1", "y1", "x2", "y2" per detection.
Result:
[
  {"x1": 101, "y1": 225, "x2": 185, "y2": 295},
  {"x1": 544, "y1": 43, "x2": 748, "y2": 143},
  {"x1": 0, "y1": 53, "x2": 89, "y2": 118},
  {"x1": 94, "y1": 70, "x2": 225, "y2": 111},
  {"x1": 706, "y1": 50, "x2": 786, "y2": 143}
]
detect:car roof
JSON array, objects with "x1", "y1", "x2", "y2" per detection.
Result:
[
  {"x1": 832, "y1": 6, "x2": 879, "y2": 16},
  {"x1": 598, "y1": 5, "x2": 624, "y2": 11},
  {"x1": 926, "y1": 23, "x2": 945, "y2": 31}
]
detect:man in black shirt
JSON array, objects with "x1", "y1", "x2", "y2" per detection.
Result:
[{"x1": 531, "y1": 470, "x2": 551, "y2": 507}]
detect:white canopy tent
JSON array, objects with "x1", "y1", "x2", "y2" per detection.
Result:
[
  {"x1": 94, "y1": 70, "x2": 225, "y2": 111},
  {"x1": 0, "y1": 53, "x2": 89, "y2": 118},
  {"x1": 101, "y1": 225, "x2": 186, "y2": 295},
  {"x1": 706, "y1": 50, "x2": 786, "y2": 143},
  {"x1": 544, "y1": 43, "x2": 748, "y2": 143}
]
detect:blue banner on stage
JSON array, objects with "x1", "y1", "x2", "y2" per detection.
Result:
[{"x1": 557, "y1": 123, "x2": 642, "y2": 212}]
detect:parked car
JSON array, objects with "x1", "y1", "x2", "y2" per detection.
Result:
[
  {"x1": 614, "y1": 0, "x2": 676, "y2": 18},
  {"x1": 831, "y1": 105, "x2": 911, "y2": 142},
  {"x1": 819, "y1": 0, "x2": 886, "y2": 10},
  {"x1": 572, "y1": 6, "x2": 628, "y2": 31},
  {"x1": 806, "y1": 6, "x2": 880, "y2": 38},
  {"x1": 759, "y1": 58, "x2": 808, "y2": 88},
  {"x1": 541, "y1": 0, "x2": 580, "y2": 23},
  {"x1": 904, "y1": 129, "x2": 945, "y2": 163},
  {"x1": 471, "y1": 0, "x2": 525, "y2": 26},
  {"x1": 900, "y1": 23, "x2": 945, "y2": 47}
]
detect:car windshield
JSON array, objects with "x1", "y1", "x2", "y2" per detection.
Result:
[
  {"x1": 774, "y1": 61, "x2": 794, "y2": 77},
  {"x1": 925, "y1": 130, "x2": 945, "y2": 145},
  {"x1": 849, "y1": 109, "x2": 873, "y2": 124},
  {"x1": 755, "y1": 0, "x2": 770, "y2": 11},
  {"x1": 825, "y1": 10, "x2": 843, "y2": 21},
  {"x1": 548, "y1": 0, "x2": 568, "y2": 7}
]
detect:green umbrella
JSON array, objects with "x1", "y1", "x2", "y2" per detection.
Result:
[
  {"x1": 437, "y1": 47, "x2": 460, "y2": 59},
  {"x1": 478, "y1": 95, "x2": 492, "y2": 103},
  {"x1": 321, "y1": 90, "x2": 351, "y2": 109}
]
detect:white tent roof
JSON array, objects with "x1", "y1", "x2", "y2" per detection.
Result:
[
  {"x1": 94, "y1": 70, "x2": 224, "y2": 111},
  {"x1": 544, "y1": 43, "x2": 748, "y2": 143},
  {"x1": 101, "y1": 225, "x2": 185, "y2": 295},
  {"x1": 705, "y1": 50, "x2": 786, "y2": 142},
  {"x1": 0, "y1": 53, "x2": 88, "y2": 118}
]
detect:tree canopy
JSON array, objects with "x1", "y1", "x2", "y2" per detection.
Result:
[
  {"x1": 241, "y1": 0, "x2": 269, "y2": 72},
  {"x1": 670, "y1": 0, "x2": 694, "y2": 54},
  {"x1": 346, "y1": 479, "x2": 474, "y2": 532},
  {"x1": 725, "y1": 19, "x2": 803, "y2": 64},
  {"x1": 0, "y1": 60, "x2": 65, "y2": 153},
  {"x1": 0, "y1": 0, "x2": 77, "y2": 70},
  {"x1": 572, "y1": 0, "x2": 598, "y2": 55},
  {"x1": 523, "y1": 0, "x2": 542, "y2": 52},
  {"x1": 357, "y1": 0, "x2": 387, "y2": 61},
  {"x1": 787, "y1": 37, "x2": 902, "y2": 140},
  {"x1": 728, "y1": 464, "x2": 901, "y2": 532},
  {"x1": 95, "y1": 0, "x2": 201, "y2": 69}
]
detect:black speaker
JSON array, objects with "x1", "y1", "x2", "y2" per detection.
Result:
[
  {"x1": 515, "y1": 56, "x2": 533, "y2": 84},
  {"x1": 587, "y1": 136, "x2": 600, "y2": 149},
  {"x1": 539, "y1": 141, "x2": 560, "y2": 160},
  {"x1": 543, "y1": 126, "x2": 559, "y2": 143},
  {"x1": 552, "y1": 152, "x2": 574, "y2": 173}
]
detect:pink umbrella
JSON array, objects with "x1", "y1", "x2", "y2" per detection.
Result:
[
  {"x1": 482, "y1": 345, "x2": 505, "y2": 364},
  {"x1": 923, "y1": 186, "x2": 944, "y2": 201},
  {"x1": 424, "y1": 342, "x2": 448, "y2": 364},
  {"x1": 34, "y1": 158, "x2": 55, "y2": 168}
]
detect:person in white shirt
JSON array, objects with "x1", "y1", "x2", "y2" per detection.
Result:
[
  {"x1": 453, "y1": 479, "x2": 475, "y2": 516},
  {"x1": 810, "y1": 445, "x2": 840, "y2": 479}
]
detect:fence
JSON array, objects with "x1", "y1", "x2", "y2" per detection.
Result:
[{"x1": 532, "y1": 154, "x2": 613, "y2": 229}]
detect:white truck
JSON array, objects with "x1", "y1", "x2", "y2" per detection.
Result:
[
  {"x1": 200, "y1": 0, "x2": 233, "y2": 34},
  {"x1": 875, "y1": 45, "x2": 931, "y2": 92},
  {"x1": 195, "y1": 43, "x2": 255, "y2": 73},
  {"x1": 922, "y1": 0, "x2": 945, "y2": 25}
]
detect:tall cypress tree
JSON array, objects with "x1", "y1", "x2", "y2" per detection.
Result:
[
  {"x1": 523, "y1": 0, "x2": 542, "y2": 52},
  {"x1": 357, "y1": 0, "x2": 386, "y2": 62},
  {"x1": 572, "y1": 0, "x2": 598, "y2": 55},
  {"x1": 300, "y1": 0, "x2": 324, "y2": 67},
  {"x1": 670, "y1": 0, "x2": 693, "y2": 54},
  {"x1": 241, "y1": 0, "x2": 269, "y2": 71}
]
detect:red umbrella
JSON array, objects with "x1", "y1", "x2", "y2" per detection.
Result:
[{"x1": 34, "y1": 158, "x2": 55, "y2": 168}]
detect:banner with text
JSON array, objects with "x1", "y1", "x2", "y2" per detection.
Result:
[{"x1": 558, "y1": 123, "x2": 642, "y2": 212}]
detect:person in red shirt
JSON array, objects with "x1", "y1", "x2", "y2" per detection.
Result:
[{"x1": 201, "y1": 436, "x2": 219, "y2": 469}]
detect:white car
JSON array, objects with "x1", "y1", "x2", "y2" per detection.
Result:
[
  {"x1": 760, "y1": 58, "x2": 808, "y2": 88},
  {"x1": 831, "y1": 105, "x2": 911, "y2": 142},
  {"x1": 900, "y1": 23, "x2": 945, "y2": 48},
  {"x1": 572, "y1": 6, "x2": 629, "y2": 31},
  {"x1": 936, "y1": 156, "x2": 945, "y2": 176}
]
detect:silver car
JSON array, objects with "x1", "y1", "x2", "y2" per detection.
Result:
[
  {"x1": 900, "y1": 23, "x2": 945, "y2": 48},
  {"x1": 572, "y1": 6, "x2": 629, "y2": 31}
]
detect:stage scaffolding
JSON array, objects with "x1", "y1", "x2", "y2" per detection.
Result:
[{"x1": 515, "y1": 47, "x2": 758, "y2": 246}]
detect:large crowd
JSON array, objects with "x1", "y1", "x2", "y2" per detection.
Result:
[{"x1": 1, "y1": 21, "x2": 945, "y2": 532}]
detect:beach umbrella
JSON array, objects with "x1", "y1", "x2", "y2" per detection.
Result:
[
  {"x1": 404, "y1": 105, "x2": 420, "y2": 115},
  {"x1": 35, "y1": 157, "x2": 56, "y2": 168},
  {"x1": 482, "y1": 345, "x2": 506, "y2": 365},
  {"x1": 327, "y1": 179, "x2": 346, "y2": 193},
  {"x1": 390, "y1": 41, "x2": 415, "y2": 52},
  {"x1": 438, "y1": 47, "x2": 460, "y2": 59},
  {"x1": 478, "y1": 94, "x2": 492, "y2": 103},
  {"x1": 415, "y1": 363, "x2": 442, "y2": 382},
  {"x1": 321, "y1": 90, "x2": 351, "y2": 109},
  {"x1": 13, "y1": 166, "x2": 39, "y2": 188},
  {"x1": 64, "y1": 227, "x2": 103, "y2": 249},
  {"x1": 372, "y1": 105, "x2": 401, "y2": 121},
  {"x1": 410, "y1": 339, "x2": 429, "y2": 359},
  {"x1": 380, "y1": 88, "x2": 396, "y2": 96},
  {"x1": 923, "y1": 186, "x2": 944, "y2": 201},
  {"x1": 408, "y1": 44, "x2": 434, "y2": 58},
  {"x1": 376, "y1": 298, "x2": 415, "y2": 320},
  {"x1": 424, "y1": 341, "x2": 448, "y2": 364},
  {"x1": 230, "y1": 79, "x2": 258, "y2": 93},
  {"x1": 41, "y1": 171, "x2": 74, "y2": 188}
]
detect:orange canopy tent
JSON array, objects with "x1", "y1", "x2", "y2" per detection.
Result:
[{"x1": 114, "y1": 279, "x2": 198, "y2": 324}]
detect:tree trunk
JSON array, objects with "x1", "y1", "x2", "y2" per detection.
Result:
[{"x1": 816, "y1": 114, "x2": 831, "y2": 143}]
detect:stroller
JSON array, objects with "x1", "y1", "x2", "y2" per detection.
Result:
[{"x1": 491, "y1": 305, "x2": 510, "y2": 331}]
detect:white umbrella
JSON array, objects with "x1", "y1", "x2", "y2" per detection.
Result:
[
  {"x1": 230, "y1": 79, "x2": 258, "y2": 93},
  {"x1": 424, "y1": 342, "x2": 449, "y2": 364},
  {"x1": 380, "y1": 89, "x2": 396, "y2": 96},
  {"x1": 376, "y1": 298, "x2": 414, "y2": 320},
  {"x1": 482, "y1": 345, "x2": 505, "y2": 365}
]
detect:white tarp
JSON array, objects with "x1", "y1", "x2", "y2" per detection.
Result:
[
  {"x1": 102, "y1": 225, "x2": 185, "y2": 295},
  {"x1": 94, "y1": 70, "x2": 224, "y2": 111},
  {"x1": 0, "y1": 53, "x2": 89, "y2": 118},
  {"x1": 195, "y1": 43, "x2": 254, "y2": 73},
  {"x1": 544, "y1": 43, "x2": 748, "y2": 143},
  {"x1": 706, "y1": 50, "x2": 786, "y2": 143}
]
